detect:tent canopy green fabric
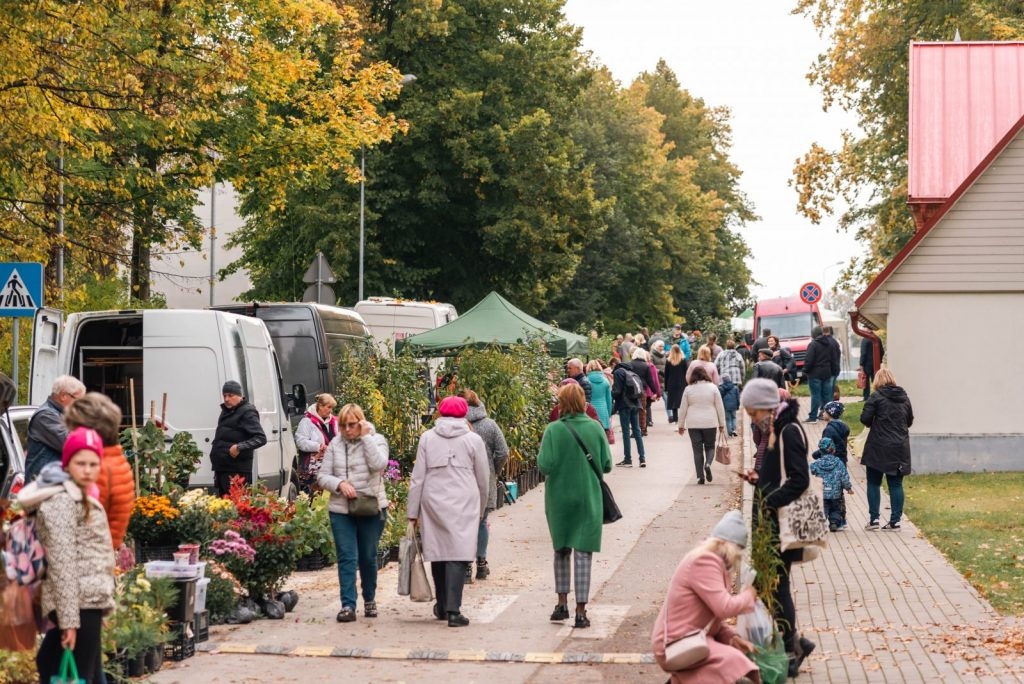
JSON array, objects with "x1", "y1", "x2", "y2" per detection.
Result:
[{"x1": 395, "y1": 291, "x2": 589, "y2": 357}]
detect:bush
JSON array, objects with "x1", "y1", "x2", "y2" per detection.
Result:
[
  {"x1": 441, "y1": 341, "x2": 557, "y2": 469},
  {"x1": 286, "y1": 492, "x2": 336, "y2": 563},
  {"x1": 120, "y1": 422, "x2": 202, "y2": 495}
]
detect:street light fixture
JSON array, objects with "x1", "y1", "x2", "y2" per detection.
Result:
[{"x1": 358, "y1": 73, "x2": 417, "y2": 302}]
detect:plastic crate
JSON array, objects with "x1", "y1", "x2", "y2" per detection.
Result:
[
  {"x1": 194, "y1": 577, "x2": 210, "y2": 614},
  {"x1": 193, "y1": 610, "x2": 209, "y2": 644},
  {"x1": 164, "y1": 622, "x2": 196, "y2": 661},
  {"x1": 145, "y1": 560, "x2": 206, "y2": 580}
]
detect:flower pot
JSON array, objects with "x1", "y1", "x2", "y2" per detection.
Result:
[
  {"x1": 145, "y1": 644, "x2": 164, "y2": 673},
  {"x1": 127, "y1": 651, "x2": 147, "y2": 677}
]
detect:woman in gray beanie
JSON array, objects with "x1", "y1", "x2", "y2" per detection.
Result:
[
  {"x1": 739, "y1": 378, "x2": 815, "y2": 678},
  {"x1": 650, "y1": 510, "x2": 759, "y2": 682}
]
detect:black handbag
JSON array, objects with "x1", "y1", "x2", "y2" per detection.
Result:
[{"x1": 562, "y1": 420, "x2": 622, "y2": 524}]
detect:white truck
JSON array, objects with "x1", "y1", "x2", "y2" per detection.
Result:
[
  {"x1": 30, "y1": 308, "x2": 296, "y2": 495},
  {"x1": 354, "y1": 297, "x2": 458, "y2": 357}
]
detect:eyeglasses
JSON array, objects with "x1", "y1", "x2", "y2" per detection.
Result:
[{"x1": 341, "y1": 422, "x2": 360, "y2": 429}]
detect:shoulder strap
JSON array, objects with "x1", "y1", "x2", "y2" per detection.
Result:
[
  {"x1": 561, "y1": 419, "x2": 603, "y2": 482},
  {"x1": 777, "y1": 422, "x2": 807, "y2": 485}
]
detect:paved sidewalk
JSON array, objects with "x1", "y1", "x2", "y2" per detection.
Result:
[{"x1": 758, "y1": 398, "x2": 1024, "y2": 683}]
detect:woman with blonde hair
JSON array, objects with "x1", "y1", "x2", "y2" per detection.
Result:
[
  {"x1": 317, "y1": 403, "x2": 389, "y2": 623},
  {"x1": 860, "y1": 367, "x2": 914, "y2": 531},
  {"x1": 538, "y1": 383, "x2": 611, "y2": 629},
  {"x1": 664, "y1": 344, "x2": 688, "y2": 423},
  {"x1": 652, "y1": 511, "x2": 760, "y2": 683},
  {"x1": 686, "y1": 345, "x2": 721, "y2": 386},
  {"x1": 295, "y1": 393, "x2": 338, "y2": 493}
]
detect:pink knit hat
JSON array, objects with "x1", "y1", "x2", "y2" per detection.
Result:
[
  {"x1": 62, "y1": 426, "x2": 104, "y2": 468},
  {"x1": 438, "y1": 396, "x2": 468, "y2": 418}
]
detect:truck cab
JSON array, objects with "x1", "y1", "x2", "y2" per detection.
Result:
[{"x1": 753, "y1": 296, "x2": 823, "y2": 379}]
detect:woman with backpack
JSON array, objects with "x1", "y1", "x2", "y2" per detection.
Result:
[{"x1": 19, "y1": 426, "x2": 115, "y2": 684}]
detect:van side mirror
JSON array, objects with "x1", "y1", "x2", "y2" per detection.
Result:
[{"x1": 287, "y1": 383, "x2": 307, "y2": 415}]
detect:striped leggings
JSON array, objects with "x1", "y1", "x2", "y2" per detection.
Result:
[{"x1": 553, "y1": 547, "x2": 593, "y2": 603}]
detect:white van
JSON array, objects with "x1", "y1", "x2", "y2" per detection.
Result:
[
  {"x1": 354, "y1": 297, "x2": 458, "y2": 356},
  {"x1": 30, "y1": 308, "x2": 296, "y2": 495}
]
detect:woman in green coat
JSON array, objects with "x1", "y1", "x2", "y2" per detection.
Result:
[{"x1": 538, "y1": 383, "x2": 612, "y2": 629}]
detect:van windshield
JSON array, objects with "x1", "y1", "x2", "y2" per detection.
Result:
[{"x1": 760, "y1": 313, "x2": 818, "y2": 340}]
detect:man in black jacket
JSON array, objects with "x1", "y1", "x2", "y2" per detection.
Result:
[
  {"x1": 211, "y1": 380, "x2": 267, "y2": 496},
  {"x1": 753, "y1": 348, "x2": 784, "y2": 388},
  {"x1": 610, "y1": 359, "x2": 646, "y2": 468},
  {"x1": 802, "y1": 327, "x2": 835, "y2": 423}
]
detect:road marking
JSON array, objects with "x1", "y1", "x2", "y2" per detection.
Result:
[
  {"x1": 462, "y1": 593, "x2": 518, "y2": 624},
  {"x1": 197, "y1": 642, "x2": 656, "y2": 665}
]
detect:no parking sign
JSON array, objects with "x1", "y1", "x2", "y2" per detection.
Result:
[{"x1": 799, "y1": 282, "x2": 822, "y2": 305}]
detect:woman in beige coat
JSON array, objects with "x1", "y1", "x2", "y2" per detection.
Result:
[
  {"x1": 407, "y1": 396, "x2": 489, "y2": 627},
  {"x1": 678, "y1": 366, "x2": 726, "y2": 485}
]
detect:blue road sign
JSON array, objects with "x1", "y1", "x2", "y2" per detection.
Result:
[
  {"x1": 0, "y1": 263, "x2": 43, "y2": 317},
  {"x1": 799, "y1": 281, "x2": 822, "y2": 305}
]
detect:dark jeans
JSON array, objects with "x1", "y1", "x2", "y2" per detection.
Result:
[
  {"x1": 617, "y1": 408, "x2": 645, "y2": 463},
  {"x1": 774, "y1": 553, "x2": 799, "y2": 652},
  {"x1": 330, "y1": 509, "x2": 387, "y2": 609},
  {"x1": 824, "y1": 498, "x2": 844, "y2": 528},
  {"x1": 688, "y1": 427, "x2": 716, "y2": 480},
  {"x1": 866, "y1": 466, "x2": 904, "y2": 524},
  {"x1": 862, "y1": 371, "x2": 874, "y2": 400},
  {"x1": 476, "y1": 509, "x2": 490, "y2": 560},
  {"x1": 807, "y1": 377, "x2": 833, "y2": 420},
  {"x1": 725, "y1": 410, "x2": 736, "y2": 435},
  {"x1": 38, "y1": 609, "x2": 103, "y2": 684},
  {"x1": 214, "y1": 470, "x2": 252, "y2": 497},
  {"x1": 431, "y1": 561, "x2": 468, "y2": 614}
]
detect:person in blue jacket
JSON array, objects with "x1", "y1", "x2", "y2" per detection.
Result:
[
  {"x1": 814, "y1": 401, "x2": 851, "y2": 527},
  {"x1": 718, "y1": 376, "x2": 741, "y2": 437},
  {"x1": 809, "y1": 437, "x2": 853, "y2": 531}
]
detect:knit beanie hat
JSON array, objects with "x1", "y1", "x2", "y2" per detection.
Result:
[
  {"x1": 818, "y1": 437, "x2": 836, "y2": 454},
  {"x1": 438, "y1": 396, "x2": 468, "y2": 418},
  {"x1": 711, "y1": 511, "x2": 748, "y2": 548},
  {"x1": 222, "y1": 380, "x2": 243, "y2": 396},
  {"x1": 62, "y1": 426, "x2": 104, "y2": 469},
  {"x1": 823, "y1": 401, "x2": 845, "y2": 418},
  {"x1": 740, "y1": 378, "x2": 780, "y2": 410}
]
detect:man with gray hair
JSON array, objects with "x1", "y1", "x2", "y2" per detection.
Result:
[
  {"x1": 25, "y1": 374, "x2": 86, "y2": 481},
  {"x1": 566, "y1": 358, "x2": 592, "y2": 404}
]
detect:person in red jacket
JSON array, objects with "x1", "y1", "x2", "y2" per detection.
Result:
[{"x1": 65, "y1": 393, "x2": 136, "y2": 550}]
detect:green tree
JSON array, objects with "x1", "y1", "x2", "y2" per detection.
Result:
[{"x1": 791, "y1": 0, "x2": 1024, "y2": 286}]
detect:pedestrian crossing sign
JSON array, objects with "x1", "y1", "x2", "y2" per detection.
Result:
[{"x1": 0, "y1": 263, "x2": 43, "y2": 317}]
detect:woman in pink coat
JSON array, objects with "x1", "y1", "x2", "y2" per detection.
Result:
[{"x1": 651, "y1": 511, "x2": 760, "y2": 683}]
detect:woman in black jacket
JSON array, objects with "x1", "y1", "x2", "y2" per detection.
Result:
[
  {"x1": 740, "y1": 379, "x2": 815, "y2": 678},
  {"x1": 860, "y1": 367, "x2": 914, "y2": 531},
  {"x1": 662, "y1": 344, "x2": 688, "y2": 423}
]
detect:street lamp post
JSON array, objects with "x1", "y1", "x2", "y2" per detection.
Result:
[{"x1": 358, "y1": 73, "x2": 416, "y2": 303}]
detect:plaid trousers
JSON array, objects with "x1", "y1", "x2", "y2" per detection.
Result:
[{"x1": 553, "y1": 547, "x2": 593, "y2": 603}]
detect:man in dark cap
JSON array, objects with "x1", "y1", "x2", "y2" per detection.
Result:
[
  {"x1": 211, "y1": 380, "x2": 267, "y2": 496},
  {"x1": 802, "y1": 326, "x2": 835, "y2": 423},
  {"x1": 752, "y1": 348, "x2": 784, "y2": 388}
]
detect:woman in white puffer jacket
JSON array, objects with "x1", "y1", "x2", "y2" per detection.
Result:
[
  {"x1": 295, "y1": 393, "x2": 338, "y2": 493},
  {"x1": 317, "y1": 404, "x2": 389, "y2": 623}
]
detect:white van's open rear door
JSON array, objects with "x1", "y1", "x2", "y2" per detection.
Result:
[{"x1": 30, "y1": 307, "x2": 63, "y2": 405}]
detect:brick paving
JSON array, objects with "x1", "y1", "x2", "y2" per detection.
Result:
[{"x1": 756, "y1": 398, "x2": 1024, "y2": 683}]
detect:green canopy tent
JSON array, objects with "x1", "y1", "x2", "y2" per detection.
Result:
[{"x1": 395, "y1": 291, "x2": 589, "y2": 357}]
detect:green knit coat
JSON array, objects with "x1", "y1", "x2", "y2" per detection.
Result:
[{"x1": 537, "y1": 414, "x2": 612, "y2": 552}]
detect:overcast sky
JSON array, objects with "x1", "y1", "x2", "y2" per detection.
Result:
[{"x1": 561, "y1": 0, "x2": 866, "y2": 300}]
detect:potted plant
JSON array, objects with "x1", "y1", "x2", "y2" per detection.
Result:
[
  {"x1": 380, "y1": 461, "x2": 409, "y2": 561},
  {"x1": 121, "y1": 422, "x2": 203, "y2": 495},
  {"x1": 127, "y1": 494, "x2": 182, "y2": 562},
  {"x1": 288, "y1": 491, "x2": 336, "y2": 571}
]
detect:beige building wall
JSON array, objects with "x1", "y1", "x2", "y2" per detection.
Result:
[
  {"x1": 888, "y1": 292, "x2": 1024, "y2": 435},
  {"x1": 152, "y1": 182, "x2": 252, "y2": 308}
]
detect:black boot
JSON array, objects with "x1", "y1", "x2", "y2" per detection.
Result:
[{"x1": 475, "y1": 558, "x2": 489, "y2": 580}]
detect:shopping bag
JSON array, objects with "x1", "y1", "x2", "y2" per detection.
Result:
[
  {"x1": 409, "y1": 532, "x2": 433, "y2": 603},
  {"x1": 856, "y1": 368, "x2": 867, "y2": 389},
  {"x1": 0, "y1": 581, "x2": 37, "y2": 651},
  {"x1": 851, "y1": 427, "x2": 869, "y2": 460},
  {"x1": 752, "y1": 634, "x2": 789, "y2": 684},
  {"x1": 736, "y1": 599, "x2": 773, "y2": 648},
  {"x1": 397, "y1": 527, "x2": 415, "y2": 596},
  {"x1": 714, "y1": 431, "x2": 732, "y2": 465},
  {"x1": 776, "y1": 426, "x2": 828, "y2": 554},
  {"x1": 51, "y1": 647, "x2": 85, "y2": 684}
]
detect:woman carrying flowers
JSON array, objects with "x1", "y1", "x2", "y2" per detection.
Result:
[
  {"x1": 19, "y1": 427, "x2": 115, "y2": 683},
  {"x1": 317, "y1": 404, "x2": 389, "y2": 623}
]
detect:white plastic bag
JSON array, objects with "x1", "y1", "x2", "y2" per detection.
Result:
[
  {"x1": 737, "y1": 599, "x2": 774, "y2": 648},
  {"x1": 396, "y1": 527, "x2": 416, "y2": 596}
]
